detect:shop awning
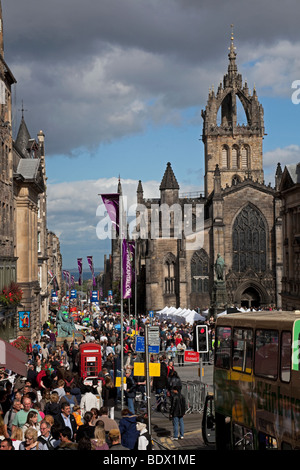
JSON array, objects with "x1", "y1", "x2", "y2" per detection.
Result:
[{"x1": 0, "y1": 339, "x2": 28, "y2": 377}]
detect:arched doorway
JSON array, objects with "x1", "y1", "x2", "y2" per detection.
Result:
[{"x1": 240, "y1": 287, "x2": 261, "y2": 309}]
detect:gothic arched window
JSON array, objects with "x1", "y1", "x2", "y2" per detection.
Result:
[
  {"x1": 164, "y1": 253, "x2": 176, "y2": 294},
  {"x1": 222, "y1": 145, "x2": 229, "y2": 169},
  {"x1": 232, "y1": 145, "x2": 239, "y2": 169},
  {"x1": 241, "y1": 145, "x2": 250, "y2": 169},
  {"x1": 191, "y1": 249, "x2": 209, "y2": 293},
  {"x1": 232, "y1": 205, "x2": 267, "y2": 273}
]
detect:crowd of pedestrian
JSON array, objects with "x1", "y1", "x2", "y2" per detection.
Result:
[{"x1": 0, "y1": 303, "x2": 215, "y2": 451}]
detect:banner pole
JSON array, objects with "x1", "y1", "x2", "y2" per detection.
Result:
[{"x1": 120, "y1": 193, "x2": 124, "y2": 410}]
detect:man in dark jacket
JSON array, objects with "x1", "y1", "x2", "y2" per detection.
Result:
[
  {"x1": 169, "y1": 386, "x2": 186, "y2": 440},
  {"x1": 124, "y1": 369, "x2": 136, "y2": 414},
  {"x1": 153, "y1": 356, "x2": 168, "y2": 393},
  {"x1": 54, "y1": 402, "x2": 77, "y2": 441},
  {"x1": 152, "y1": 355, "x2": 168, "y2": 411}
]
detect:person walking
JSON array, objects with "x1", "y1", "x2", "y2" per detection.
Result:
[
  {"x1": 176, "y1": 340, "x2": 186, "y2": 367},
  {"x1": 118, "y1": 408, "x2": 139, "y2": 450},
  {"x1": 124, "y1": 369, "x2": 136, "y2": 415},
  {"x1": 37, "y1": 419, "x2": 60, "y2": 450},
  {"x1": 169, "y1": 386, "x2": 186, "y2": 440},
  {"x1": 102, "y1": 376, "x2": 117, "y2": 420}
]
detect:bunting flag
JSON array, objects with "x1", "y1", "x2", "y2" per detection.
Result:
[
  {"x1": 48, "y1": 270, "x2": 54, "y2": 279},
  {"x1": 87, "y1": 255, "x2": 96, "y2": 287},
  {"x1": 77, "y1": 258, "x2": 83, "y2": 286},
  {"x1": 63, "y1": 270, "x2": 70, "y2": 286},
  {"x1": 122, "y1": 239, "x2": 132, "y2": 299},
  {"x1": 71, "y1": 275, "x2": 75, "y2": 287},
  {"x1": 53, "y1": 276, "x2": 60, "y2": 291},
  {"x1": 100, "y1": 193, "x2": 120, "y2": 235}
]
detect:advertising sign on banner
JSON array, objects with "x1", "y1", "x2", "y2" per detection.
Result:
[
  {"x1": 184, "y1": 350, "x2": 200, "y2": 363},
  {"x1": 19, "y1": 311, "x2": 30, "y2": 329}
]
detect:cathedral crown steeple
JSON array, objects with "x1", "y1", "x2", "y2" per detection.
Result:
[{"x1": 201, "y1": 27, "x2": 265, "y2": 197}]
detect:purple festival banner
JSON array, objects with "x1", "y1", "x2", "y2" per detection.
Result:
[
  {"x1": 122, "y1": 239, "x2": 132, "y2": 299},
  {"x1": 100, "y1": 193, "x2": 120, "y2": 235},
  {"x1": 87, "y1": 255, "x2": 96, "y2": 287},
  {"x1": 77, "y1": 258, "x2": 83, "y2": 286},
  {"x1": 63, "y1": 270, "x2": 70, "y2": 285}
]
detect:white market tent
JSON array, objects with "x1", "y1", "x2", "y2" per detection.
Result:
[{"x1": 155, "y1": 307, "x2": 205, "y2": 324}]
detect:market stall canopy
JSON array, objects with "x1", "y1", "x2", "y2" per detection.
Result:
[
  {"x1": 155, "y1": 307, "x2": 205, "y2": 324},
  {"x1": 0, "y1": 339, "x2": 28, "y2": 377}
]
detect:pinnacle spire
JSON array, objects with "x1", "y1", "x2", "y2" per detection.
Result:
[
  {"x1": 228, "y1": 24, "x2": 237, "y2": 78},
  {"x1": 159, "y1": 162, "x2": 179, "y2": 190}
]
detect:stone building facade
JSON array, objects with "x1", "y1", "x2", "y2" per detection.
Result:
[
  {"x1": 47, "y1": 231, "x2": 63, "y2": 306},
  {"x1": 0, "y1": 1, "x2": 18, "y2": 340},
  {"x1": 0, "y1": 2, "x2": 62, "y2": 340},
  {"x1": 13, "y1": 115, "x2": 46, "y2": 341},
  {"x1": 134, "y1": 32, "x2": 283, "y2": 314},
  {"x1": 279, "y1": 163, "x2": 300, "y2": 310}
]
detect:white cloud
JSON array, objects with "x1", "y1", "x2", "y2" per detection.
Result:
[
  {"x1": 46, "y1": 175, "x2": 201, "y2": 267},
  {"x1": 264, "y1": 144, "x2": 300, "y2": 168},
  {"x1": 242, "y1": 40, "x2": 300, "y2": 97}
]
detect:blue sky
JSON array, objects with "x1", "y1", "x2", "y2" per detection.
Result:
[{"x1": 3, "y1": 0, "x2": 300, "y2": 270}]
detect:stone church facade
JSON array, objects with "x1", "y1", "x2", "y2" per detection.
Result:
[{"x1": 134, "y1": 33, "x2": 283, "y2": 314}]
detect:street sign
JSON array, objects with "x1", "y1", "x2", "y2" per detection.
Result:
[
  {"x1": 148, "y1": 326, "x2": 160, "y2": 353},
  {"x1": 184, "y1": 350, "x2": 200, "y2": 363},
  {"x1": 149, "y1": 310, "x2": 154, "y2": 318},
  {"x1": 135, "y1": 336, "x2": 145, "y2": 353}
]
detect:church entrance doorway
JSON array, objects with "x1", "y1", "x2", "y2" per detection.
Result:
[{"x1": 240, "y1": 287, "x2": 261, "y2": 309}]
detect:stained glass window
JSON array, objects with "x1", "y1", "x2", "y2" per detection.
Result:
[
  {"x1": 232, "y1": 205, "x2": 267, "y2": 272},
  {"x1": 191, "y1": 249, "x2": 209, "y2": 293}
]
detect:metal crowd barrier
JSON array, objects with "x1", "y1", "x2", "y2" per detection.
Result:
[{"x1": 181, "y1": 380, "x2": 213, "y2": 413}]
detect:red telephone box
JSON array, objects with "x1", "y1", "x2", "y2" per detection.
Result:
[{"x1": 79, "y1": 343, "x2": 102, "y2": 379}]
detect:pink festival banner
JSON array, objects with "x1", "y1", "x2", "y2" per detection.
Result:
[{"x1": 122, "y1": 239, "x2": 132, "y2": 299}]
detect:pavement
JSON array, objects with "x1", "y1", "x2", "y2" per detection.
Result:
[
  {"x1": 114, "y1": 363, "x2": 215, "y2": 451},
  {"x1": 151, "y1": 411, "x2": 207, "y2": 451}
]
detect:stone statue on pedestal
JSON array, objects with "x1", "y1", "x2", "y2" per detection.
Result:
[
  {"x1": 215, "y1": 253, "x2": 225, "y2": 282},
  {"x1": 56, "y1": 308, "x2": 76, "y2": 337}
]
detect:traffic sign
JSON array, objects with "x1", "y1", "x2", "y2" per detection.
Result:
[
  {"x1": 184, "y1": 350, "x2": 200, "y2": 363},
  {"x1": 148, "y1": 326, "x2": 160, "y2": 354},
  {"x1": 135, "y1": 336, "x2": 145, "y2": 353}
]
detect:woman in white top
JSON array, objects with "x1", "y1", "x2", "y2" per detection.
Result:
[{"x1": 22, "y1": 410, "x2": 41, "y2": 438}]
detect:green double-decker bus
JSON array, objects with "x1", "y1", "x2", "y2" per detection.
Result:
[{"x1": 203, "y1": 311, "x2": 300, "y2": 450}]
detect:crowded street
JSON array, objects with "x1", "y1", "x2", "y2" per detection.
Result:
[{"x1": 0, "y1": 302, "x2": 215, "y2": 452}]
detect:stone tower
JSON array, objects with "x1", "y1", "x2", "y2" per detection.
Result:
[{"x1": 201, "y1": 27, "x2": 265, "y2": 197}]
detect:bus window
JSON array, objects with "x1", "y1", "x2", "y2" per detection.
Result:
[
  {"x1": 281, "y1": 331, "x2": 291, "y2": 383},
  {"x1": 215, "y1": 326, "x2": 231, "y2": 369},
  {"x1": 258, "y1": 432, "x2": 278, "y2": 450},
  {"x1": 233, "y1": 423, "x2": 254, "y2": 450},
  {"x1": 255, "y1": 329, "x2": 278, "y2": 379},
  {"x1": 233, "y1": 328, "x2": 253, "y2": 374}
]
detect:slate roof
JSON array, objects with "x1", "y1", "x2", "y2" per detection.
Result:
[
  {"x1": 286, "y1": 163, "x2": 300, "y2": 184},
  {"x1": 16, "y1": 158, "x2": 40, "y2": 180},
  {"x1": 15, "y1": 116, "x2": 31, "y2": 157}
]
